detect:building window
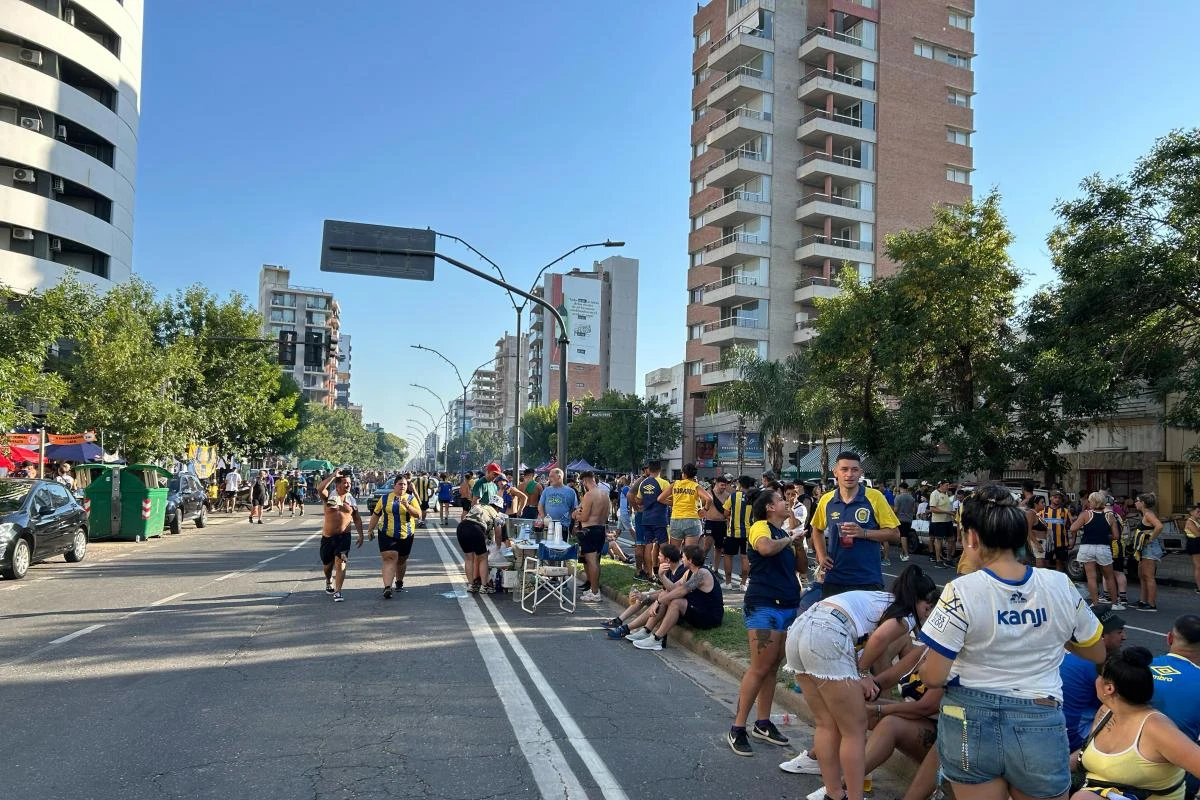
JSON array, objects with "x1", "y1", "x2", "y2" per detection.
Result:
[
  {"x1": 687, "y1": 361, "x2": 703, "y2": 377},
  {"x1": 944, "y1": 50, "x2": 971, "y2": 69},
  {"x1": 692, "y1": 174, "x2": 706, "y2": 195},
  {"x1": 696, "y1": 26, "x2": 711, "y2": 49},
  {"x1": 689, "y1": 324, "x2": 705, "y2": 340},
  {"x1": 690, "y1": 252, "x2": 704, "y2": 268},
  {"x1": 946, "y1": 127, "x2": 970, "y2": 146},
  {"x1": 946, "y1": 166, "x2": 971, "y2": 184},
  {"x1": 947, "y1": 89, "x2": 971, "y2": 108},
  {"x1": 913, "y1": 41, "x2": 935, "y2": 59},
  {"x1": 692, "y1": 140, "x2": 707, "y2": 158},
  {"x1": 693, "y1": 67, "x2": 711, "y2": 87},
  {"x1": 948, "y1": 11, "x2": 972, "y2": 30},
  {"x1": 690, "y1": 288, "x2": 704, "y2": 303},
  {"x1": 693, "y1": 102, "x2": 707, "y2": 122}
]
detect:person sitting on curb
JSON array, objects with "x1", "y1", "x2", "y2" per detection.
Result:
[
  {"x1": 603, "y1": 544, "x2": 687, "y2": 639},
  {"x1": 627, "y1": 544, "x2": 724, "y2": 651}
]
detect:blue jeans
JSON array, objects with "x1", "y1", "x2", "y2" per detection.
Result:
[{"x1": 937, "y1": 685, "x2": 1070, "y2": 799}]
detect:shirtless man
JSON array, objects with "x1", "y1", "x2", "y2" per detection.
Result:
[
  {"x1": 317, "y1": 469, "x2": 364, "y2": 602},
  {"x1": 703, "y1": 476, "x2": 731, "y2": 569},
  {"x1": 574, "y1": 471, "x2": 611, "y2": 602}
]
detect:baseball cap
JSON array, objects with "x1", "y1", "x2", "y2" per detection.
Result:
[
  {"x1": 484, "y1": 462, "x2": 502, "y2": 475},
  {"x1": 1093, "y1": 604, "x2": 1126, "y2": 633}
]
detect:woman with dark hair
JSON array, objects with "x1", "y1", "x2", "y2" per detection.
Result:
[
  {"x1": 919, "y1": 483, "x2": 1106, "y2": 800},
  {"x1": 1132, "y1": 493, "x2": 1164, "y2": 611},
  {"x1": 726, "y1": 489, "x2": 803, "y2": 757},
  {"x1": 1075, "y1": 646, "x2": 1200, "y2": 800},
  {"x1": 780, "y1": 565, "x2": 938, "y2": 800}
]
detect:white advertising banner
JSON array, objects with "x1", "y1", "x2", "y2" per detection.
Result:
[{"x1": 561, "y1": 275, "x2": 601, "y2": 366}]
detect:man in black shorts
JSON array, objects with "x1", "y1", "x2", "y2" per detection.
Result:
[
  {"x1": 317, "y1": 470, "x2": 364, "y2": 602},
  {"x1": 576, "y1": 471, "x2": 610, "y2": 603},
  {"x1": 703, "y1": 475, "x2": 730, "y2": 568},
  {"x1": 629, "y1": 545, "x2": 724, "y2": 651},
  {"x1": 456, "y1": 503, "x2": 502, "y2": 593}
]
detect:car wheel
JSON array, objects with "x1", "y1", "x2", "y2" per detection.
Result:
[
  {"x1": 1067, "y1": 559, "x2": 1084, "y2": 582},
  {"x1": 4, "y1": 536, "x2": 32, "y2": 579},
  {"x1": 195, "y1": 505, "x2": 207, "y2": 529},
  {"x1": 65, "y1": 528, "x2": 88, "y2": 563},
  {"x1": 169, "y1": 509, "x2": 182, "y2": 535}
]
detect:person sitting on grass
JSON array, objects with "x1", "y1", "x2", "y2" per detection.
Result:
[
  {"x1": 604, "y1": 544, "x2": 687, "y2": 638},
  {"x1": 604, "y1": 529, "x2": 634, "y2": 564},
  {"x1": 625, "y1": 544, "x2": 724, "y2": 651}
]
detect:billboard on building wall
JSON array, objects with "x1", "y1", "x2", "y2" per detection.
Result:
[{"x1": 560, "y1": 275, "x2": 601, "y2": 366}]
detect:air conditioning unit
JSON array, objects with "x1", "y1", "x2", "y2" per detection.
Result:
[
  {"x1": 19, "y1": 49, "x2": 44, "y2": 67},
  {"x1": 64, "y1": 8, "x2": 76, "y2": 25},
  {"x1": 50, "y1": 238, "x2": 63, "y2": 252},
  {"x1": 11, "y1": 228, "x2": 35, "y2": 241},
  {"x1": 55, "y1": 125, "x2": 68, "y2": 140},
  {"x1": 52, "y1": 177, "x2": 65, "y2": 193},
  {"x1": 13, "y1": 168, "x2": 36, "y2": 183},
  {"x1": 20, "y1": 117, "x2": 43, "y2": 132}
]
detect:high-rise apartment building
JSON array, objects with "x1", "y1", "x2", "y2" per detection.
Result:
[
  {"x1": 335, "y1": 333, "x2": 352, "y2": 409},
  {"x1": 466, "y1": 368, "x2": 501, "y2": 433},
  {"x1": 1, "y1": 0, "x2": 143, "y2": 293},
  {"x1": 684, "y1": 0, "x2": 974, "y2": 470},
  {"x1": 528, "y1": 255, "x2": 639, "y2": 407},
  {"x1": 258, "y1": 265, "x2": 341, "y2": 408},
  {"x1": 494, "y1": 333, "x2": 529, "y2": 444}
]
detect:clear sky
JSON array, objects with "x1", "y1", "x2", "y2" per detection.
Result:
[{"x1": 132, "y1": 1, "x2": 1200, "y2": 446}]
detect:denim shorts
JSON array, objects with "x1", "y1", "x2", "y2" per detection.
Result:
[
  {"x1": 744, "y1": 604, "x2": 798, "y2": 632},
  {"x1": 785, "y1": 604, "x2": 858, "y2": 680},
  {"x1": 669, "y1": 518, "x2": 703, "y2": 540},
  {"x1": 937, "y1": 685, "x2": 1070, "y2": 799},
  {"x1": 1076, "y1": 544, "x2": 1113, "y2": 566},
  {"x1": 1139, "y1": 536, "x2": 1165, "y2": 562}
]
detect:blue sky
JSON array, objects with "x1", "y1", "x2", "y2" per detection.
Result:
[{"x1": 133, "y1": 1, "x2": 1200, "y2": 445}]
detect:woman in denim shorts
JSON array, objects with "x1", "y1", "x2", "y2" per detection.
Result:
[
  {"x1": 783, "y1": 565, "x2": 938, "y2": 800},
  {"x1": 919, "y1": 485, "x2": 1106, "y2": 800},
  {"x1": 1132, "y1": 493, "x2": 1165, "y2": 611}
]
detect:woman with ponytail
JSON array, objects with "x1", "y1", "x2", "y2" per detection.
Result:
[
  {"x1": 1075, "y1": 646, "x2": 1200, "y2": 800},
  {"x1": 920, "y1": 484, "x2": 1107, "y2": 800},
  {"x1": 780, "y1": 564, "x2": 938, "y2": 800}
]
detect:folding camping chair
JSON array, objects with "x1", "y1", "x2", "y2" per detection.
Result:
[{"x1": 520, "y1": 542, "x2": 578, "y2": 614}]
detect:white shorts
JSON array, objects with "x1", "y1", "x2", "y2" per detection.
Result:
[
  {"x1": 1030, "y1": 538, "x2": 1046, "y2": 560},
  {"x1": 1075, "y1": 544, "x2": 1113, "y2": 566}
]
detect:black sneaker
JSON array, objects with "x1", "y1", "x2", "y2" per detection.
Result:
[
  {"x1": 727, "y1": 728, "x2": 753, "y2": 756},
  {"x1": 383, "y1": 587, "x2": 393, "y2": 599},
  {"x1": 325, "y1": 583, "x2": 335, "y2": 594},
  {"x1": 606, "y1": 625, "x2": 630, "y2": 639},
  {"x1": 601, "y1": 617, "x2": 622, "y2": 629},
  {"x1": 1133, "y1": 601, "x2": 1151, "y2": 610},
  {"x1": 750, "y1": 720, "x2": 789, "y2": 746},
  {"x1": 1143, "y1": 604, "x2": 1158, "y2": 612}
]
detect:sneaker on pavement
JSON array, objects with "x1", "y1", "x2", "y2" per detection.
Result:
[
  {"x1": 722, "y1": 582, "x2": 734, "y2": 592},
  {"x1": 625, "y1": 628, "x2": 652, "y2": 642},
  {"x1": 1133, "y1": 601, "x2": 1150, "y2": 610},
  {"x1": 332, "y1": 592, "x2": 345, "y2": 602},
  {"x1": 383, "y1": 587, "x2": 393, "y2": 599},
  {"x1": 606, "y1": 626, "x2": 630, "y2": 639},
  {"x1": 325, "y1": 583, "x2": 335, "y2": 594},
  {"x1": 633, "y1": 635, "x2": 663, "y2": 651},
  {"x1": 880, "y1": 559, "x2": 892, "y2": 566},
  {"x1": 805, "y1": 787, "x2": 830, "y2": 800},
  {"x1": 602, "y1": 617, "x2": 622, "y2": 629},
  {"x1": 900, "y1": 554, "x2": 910, "y2": 562},
  {"x1": 1110, "y1": 602, "x2": 1126, "y2": 611},
  {"x1": 778, "y1": 750, "x2": 823, "y2": 774},
  {"x1": 751, "y1": 720, "x2": 789, "y2": 746},
  {"x1": 584, "y1": 591, "x2": 603, "y2": 602},
  {"x1": 727, "y1": 728, "x2": 753, "y2": 757}
]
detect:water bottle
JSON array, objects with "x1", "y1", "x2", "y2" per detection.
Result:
[{"x1": 769, "y1": 711, "x2": 793, "y2": 725}]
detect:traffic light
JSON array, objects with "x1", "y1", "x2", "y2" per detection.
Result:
[
  {"x1": 277, "y1": 330, "x2": 297, "y2": 366},
  {"x1": 303, "y1": 331, "x2": 324, "y2": 368}
]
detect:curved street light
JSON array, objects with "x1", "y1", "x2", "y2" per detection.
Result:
[{"x1": 410, "y1": 345, "x2": 501, "y2": 473}]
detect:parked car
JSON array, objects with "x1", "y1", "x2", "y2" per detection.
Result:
[
  {"x1": 0, "y1": 478, "x2": 89, "y2": 580},
  {"x1": 165, "y1": 473, "x2": 209, "y2": 534}
]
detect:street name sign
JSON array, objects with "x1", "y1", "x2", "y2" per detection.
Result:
[{"x1": 319, "y1": 220, "x2": 435, "y2": 281}]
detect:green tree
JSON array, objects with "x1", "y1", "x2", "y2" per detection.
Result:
[
  {"x1": 519, "y1": 403, "x2": 558, "y2": 466},
  {"x1": 372, "y1": 431, "x2": 409, "y2": 471},
  {"x1": 705, "y1": 350, "x2": 807, "y2": 473},
  {"x1": 1046, "y1": 128, "x2": 1200, "y2": 431},
  {"x1": 267, "y1": 375, "x2": 307, "y2": 456},
  {"x1": 446, "y1": 428, "x2": 507, "y2": 471},
  {"x1": 569, "y1": 391, "x2": 681, "y2": 472},
  {"x1": 294, "y1": 403, "x2": 375, "y2": 465}
]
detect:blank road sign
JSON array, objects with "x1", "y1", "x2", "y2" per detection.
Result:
[{"x1": 320, "y1": 220, "x2": 435, "y2": 281}]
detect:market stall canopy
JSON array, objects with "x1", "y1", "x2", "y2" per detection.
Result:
[
  {"x1": 298, "y1": 459, "x2": 334, "y2": 471},
  {"x1": 6, "y1": 446, "x2": 45, "y2": 464},
  {"x1": 565, "y1": 459, "x2": 597, "y2": 472},
  {"x1": 45, "y1": 442, "x2": 105, "y2": 463}
]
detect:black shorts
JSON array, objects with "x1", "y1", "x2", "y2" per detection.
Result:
[
  {"x1": 521, "y1": 507, "x2": 539, "y2": 520},
  {"x1": 580, "y1": 525, "x2": 606, "y2": 555},
  {"x1": 704, "y1": 519, "x2": 727, "y2": 547},
  {"x1": 378, "y1": 534, "x2": 414, "y2": 557},
  {"x1": 419, "y1": 499, "x2": 430, "y2": 512},
  {"x1": 723, "y1": 537, "x2": 747, "y2": 556},
  {"x1": 1187, "y1": 536, "x2": 1200, "y2": 556},
  {"x1": 1052, "y1": 546, "x2": 1070, "y2": 563},
  {"x1": 456, "y1": 520, "x2": 488, "y2": 556},
  {"x1": 929, "y1": 521, "x2": 954, "y2": 539},
  {"x1": 320, "y1": 532, "x2": 352, "y2": 565},
  {"x1": 224, "y1": 490, "x2": 237, "y2": 498},
  {"x1": 898, "y1": 520, "x2": 914, "y2": 543},
  {"x1": 459, "y1": 498, "x2": 472, "y2": 511},
  {"x1": 683, "y1": 601, "x2": 723, "y2": 630}
]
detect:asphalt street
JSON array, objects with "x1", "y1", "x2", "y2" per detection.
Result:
[{"x1": 1, "y1": 509, "x2": 831, "y2": 800}]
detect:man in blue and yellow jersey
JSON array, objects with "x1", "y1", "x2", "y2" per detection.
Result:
[
  {"x1": 1044, "y1": 490, "x2": 1074, "y2": 573},
  {"x1": 722, "y1": 476, "x2": 755, "y2": 591},
  {"x1": 368, "y1": 475, "x2": 421, "y2": 599},
  {"x1": 810, "y1": 451, "x2": 900, "y2": 598},
  {"x1": 410, "y1": 472, "x2": 436, "y2": 528},
  {"x1": 637, "y1": 460, "x2": 671, "y2": 579},
  {"x1": 629, "y1": 466, "x2": 653, "y2": 579},
  {"x1": 658, "y1": 462, "x2": 711, "y2": 546}
]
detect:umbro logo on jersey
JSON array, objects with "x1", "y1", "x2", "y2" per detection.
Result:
[
  {"x1": 1151, "y1": 665, "x2": 1182, "y2": 678},
  {"x1": 997, "y1": 608, "x2": 1047, "y2": 628}
]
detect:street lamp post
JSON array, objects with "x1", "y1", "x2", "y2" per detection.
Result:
[
  {"x1": 410, "y1": 346, "x2": 500, "y2": 475},
  {"x1": 411, "y1": 384, "x2": 450, "y2": 473}
]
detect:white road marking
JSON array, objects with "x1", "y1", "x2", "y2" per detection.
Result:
[
  {"x1": 49, "y1": 624, "x2": 105, "y2": 645},
  {"x1": 427, "y1": 529, "x2": 591, "y2": 800},
  {"x1": 431, "y1": 529, "x2": 630, "y2": 800},
  {"x1": 289, "y1": 533, "x2": 319, "y2": 552},
  {"x1": 120, "y1": 592, "x2": 189, "y2": 620}
]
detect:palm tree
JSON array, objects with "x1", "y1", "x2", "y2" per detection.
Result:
[{"x1": 706, "y1": 350, "x2": 808, "y2": 474}]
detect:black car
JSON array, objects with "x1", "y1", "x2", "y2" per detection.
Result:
[
  {"x1": 165, "y1": 473, "x2": 209, "y2": 534},
  {"x1": 0, "y1": 478, "x2": 89, "y2": 580}
]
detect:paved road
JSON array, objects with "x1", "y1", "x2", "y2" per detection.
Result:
[{"x1": 1, "y1": 511, "x2": 844, "y2": 800}]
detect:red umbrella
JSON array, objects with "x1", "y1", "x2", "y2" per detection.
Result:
[{"x1": 7, "y1": 446, "x2": 45, "y2": 464}]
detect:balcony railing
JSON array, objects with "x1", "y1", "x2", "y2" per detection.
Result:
[
  {"x1": 797, "y1": 276, "x2": 834, "y2": 288},
  {"x1": 709, "y1": 106, "x2": 772, "y2": 132},
  {"x1": 799, "y1": 150, "x2": 863, "y2": 169},
  {"x1": 703, "y1": 231, "x2": 763, "y2": 251},
  {"x1": 800, "y1": 67, "x2": 875, "y2": 91},
  {"x1": 710, "y1": 24, "x2": 772, "y2": 53},
  {"x1": 711, "y1": 63, "x2": 765, "y2": 91},
  {"x1": 801, "y1": 26, "x2": 864, "y2": 48},
  {"x1": 701, "y1": 274, "x2": 763, "y2": 293},
  {"x1": 797, "y1": 234, "x2": 871, "y2": 250},
  {"x1": 709, "y1": 147, "x2": 767, "y2": 169},
  {"x1": 701, "y1": 361, "x2": 730, "y2": 374},
  {"x1": 795, "y1": 319, "x2": 818, "y2": 330},
  {"x1": 703, "y1": 190, "x2": 766, "y2": 215},
  {"x1": 800, "y1": 192, "x2": 861, "y2": 208},
  {"x1": 799, "y1": 108, "x2": 869, "y2": 129},
  {"x1": 702, "y1": 316, "x2": 766, "y2": 332}
]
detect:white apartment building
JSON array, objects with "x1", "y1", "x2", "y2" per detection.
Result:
[
  {"x1": 645, "y1": 362, "x2": 686, "y2": 477},
  {"x1": 257, "y1": 265, "x2": 340, "y2": 408},
  {"x1": 1, "y1": 0, "x2": 143, "y2": 293}
]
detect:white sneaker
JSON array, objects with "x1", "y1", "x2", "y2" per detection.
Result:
[
  {"x1": 1111, "y1": 602, "x2": 1126, "y2": 611},
  {"x1": 625, "y1": 628, "x2": 651, "y2": 641},
  {"x1": 581, "y1": 591, "x2": 602, "y2": 602},
  {"x1": 632, "y1": 634, "x2": 663, "y2": 651},
  {"x1": 722, "y1": 582, "x2": 734, "y2": 591},
  {"x1": 779, "y1": 750, "x2": 823, "y2": 775},
  {"x1": 900, "y1": 554, "x2": 910, "y2": 562},
  {"x1": 806, "y1": 786, "x2": 828, "y2": 800}
]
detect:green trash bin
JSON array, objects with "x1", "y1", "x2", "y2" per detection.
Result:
[
  {"x1": 118, "y1": 464, "x2": 170, "y2": 541},
  {"x1": 75, "y1": 464, "x2": 120, "y2": 540}
]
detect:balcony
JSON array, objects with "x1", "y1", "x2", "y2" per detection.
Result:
[
  {"x1": 796, "y1": 151, "x2": 875, "y2": 185},
  {"x1": 798, "y1": 26, "x2": 876, "y2": 65},
  {"x1": 794, "y1": 320, "x2": 819, "y2": 344},
  {"x1": 706, "y1": 148, "x2": 771, "y2": 187},
  {"x1": 794, "y1": 235, "x2": 874, "y2": 266},
  {"x1": 706, "y1": 107, "x2": 773, "y2": 150},
  {"x1": 797, "y1": 67, "x2": 876, "y2": 104},
  {"x1": 794, "y1": 277, "x2": 842, "y2": 306},
  {"x1": 797, "y1": 108, "x2": 876, "y2": 147},
  {"x1": 708, "y1": 25, "x2": 774, "y2": 72},
  {"x1": 795, "y1": 192, "x2": 873, "y2": 225},
  {"x1": 700, "y1": 274, "x2": 771, "y2": 306},
  {"x1": 530, "y1": 313, "x2": 543, "y2": 332},
  {"x1": 708, "y1": 65, "x2": 771, "y2": 110},
  {"x1": 700, "y1": 361, "x2": 741, "y2": 386},
  {"x1": 702, "y1": 191, "x2": 771, "y2": 228},
  {"x1": 700, "y1": 316, "x2": 769, "y2": 347},
  {"x1": 701, "y1": 231, "x2": 771, "y2": 268}
]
